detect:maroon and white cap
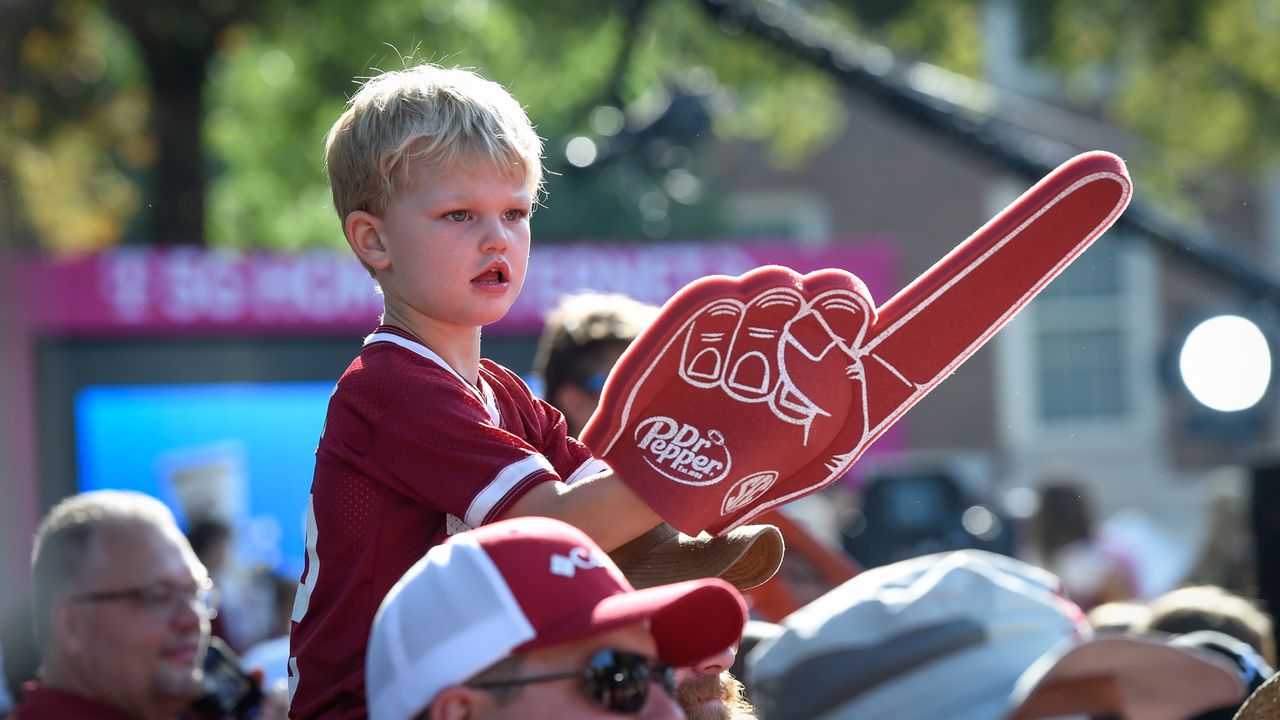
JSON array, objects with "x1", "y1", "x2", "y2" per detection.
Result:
[{"x1": 365, "y1": 516, "x2": 748, "y2": 720}]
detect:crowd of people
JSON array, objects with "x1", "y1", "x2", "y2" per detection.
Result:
[{"x1": 1, "y1": 62, "x2": 1276, "y2": 720}]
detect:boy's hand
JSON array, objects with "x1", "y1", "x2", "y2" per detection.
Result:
[{"x1": 580, "y1": 151, "x2": 1132, "y2": 535}]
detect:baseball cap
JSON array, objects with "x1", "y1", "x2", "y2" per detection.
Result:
[
  {"x1": 365, "y1": 516, "x2": 747, "y2": 720},
  {"x1": 610, "y1": 522, "x2": 785, "y2": 591},
  {"x1": 747, "y1": 549, "x2": 1089, "y2": 720},
  {"x1": 1008, "y1": 633, "x2": 1246, "y2": 719}
]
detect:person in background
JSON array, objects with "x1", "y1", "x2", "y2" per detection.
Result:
[
  {"x1": 1142, "y1": 585, "x2": 1276, "y2": 667},
  {"x1": 364, "y1": 516, "x2": 747, "y2": 720},
  {"x1": 1027, "y1": 477, "x2": 1136, "y2": 611},
  {"x1": 239, "y1": 573, "x2": 297, "y2": 694},
  {"x1": 532, "y1": 291, "x2": 659, "y2": 437},
  {"x1": 1186, "y1": 467, "x2": 1256, "y2": 597},
  {"x1": 184, "y1": 518, "x2": 236, "y2": 650},
  {"x1": 747, "y1": 549, "x2": 1248, "y2": 720},
  {"x1": 14, "y1": 490, "x2": 213, "y2": 719},
  {"x1": 747, "y1": 549, "x2": 1091, "y2": 720}
]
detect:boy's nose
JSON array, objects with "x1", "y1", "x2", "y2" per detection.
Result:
[{"x1": 478, "y1": 217, "x2": 510, "y2": 253}]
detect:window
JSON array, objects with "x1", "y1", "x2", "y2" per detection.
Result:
[
  {"x1": 1031, "y1": 240, "x2": 1130, "y2": 422},
  {"x1": 994, "y1": 202, "x2": 1160, "y2": 451}
]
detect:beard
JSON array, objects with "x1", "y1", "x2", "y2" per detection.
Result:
[{"x1": 676, "y1": 670, "x2": 757, "y2": 720}]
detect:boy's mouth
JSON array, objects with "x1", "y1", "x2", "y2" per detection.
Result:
[{"x1": 473, "y1": 264, "x2": 508, "y2": 285}]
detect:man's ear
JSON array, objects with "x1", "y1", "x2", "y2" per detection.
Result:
[
  {"x1": 429, "y1": 686, "x2": 483, "y2": 720},
  {"x1": 50, "y1": 599, "x2": 84, "y2": 658},
  {"x1": 344, "y1": 210, "x2": 391, "y2": 271}
]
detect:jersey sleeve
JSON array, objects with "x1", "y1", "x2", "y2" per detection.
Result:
[
  {"x1": 536, "y1": 395, "x2": 610, "y2": 484},
  {"x1": 485, "y1": 361, "x2": 609, "y2": 486}
]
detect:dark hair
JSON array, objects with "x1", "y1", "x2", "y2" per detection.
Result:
[
  {"x1": 185, "y1": 517, "x2": 232, "y2": 561},
  {"x1": 1036, "y1": 479, "x2": 1094, "y2": 558}
]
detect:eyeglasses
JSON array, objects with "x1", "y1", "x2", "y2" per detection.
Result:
[
  {"x1": 70, "y1": 577, "x2": 218, "y2": 620},
  {"x1": 468, "y1": 648, "x2": 676, "y2": 715}
]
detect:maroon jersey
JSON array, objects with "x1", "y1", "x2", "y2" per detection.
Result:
[
  {"x1": 13, "y1": 685, "x2": 139, "y2": 720},
  {"x1": 288, "y1": 326, "x2": 603, "y2": 719}
]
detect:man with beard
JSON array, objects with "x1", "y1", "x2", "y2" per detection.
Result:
[
  {"x1": 14, "y1": 490, "x2": 213, "y2": 719},
  {"x1": 676, "y1": 646, "x2": 757, "y2": 720},
  {"x1": 364, "y1": 516, "x2": 748, "y2": 720}
]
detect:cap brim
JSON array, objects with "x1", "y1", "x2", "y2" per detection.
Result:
[
  {"x1": 518, "y1": 577, "x2": 747, "y2": 668},
  {"x1": 611, "y1": 523, "x2": 785, "y2": 591},
  {"x1": 1009, "y1": 635, "x2": 1246, "y2": 720},
  {"x1": 1236, "y1": 670, "x2": 1280, "y2": 720}
]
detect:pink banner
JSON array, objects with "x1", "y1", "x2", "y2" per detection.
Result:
[{"x1": 18, "y1": 241, "x2": 897, "y2": 336}]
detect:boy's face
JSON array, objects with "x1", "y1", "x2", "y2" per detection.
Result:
[{"x1": 371, "y1": 159, "x2": 532, "y2": 335}]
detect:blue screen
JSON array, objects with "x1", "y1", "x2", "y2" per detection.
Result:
[{"x1": 75, "y1": 382, "x2": 333, "y2": 578}]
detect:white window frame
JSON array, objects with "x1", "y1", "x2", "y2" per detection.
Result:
[{"x1": 993, "y1": 183, "x2": 1162, "y2": 453}]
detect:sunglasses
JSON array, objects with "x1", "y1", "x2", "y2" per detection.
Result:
[{"x1": 468, "y1": 648, "x2": 676, "y2": 714}]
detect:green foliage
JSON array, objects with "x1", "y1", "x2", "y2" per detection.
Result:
[
  {"x1": 203, "y1": 0, "x2": 852, "y2": 249},
  {"x1": 1021, "y1": 0, "x2": 1280, "y2": 171},
  {"x1": 6, "y1": 0, "x2": 148, "y2": 253},
  {"x1": 6, "y1": 0, "x2": 1280, "y2": 252}
]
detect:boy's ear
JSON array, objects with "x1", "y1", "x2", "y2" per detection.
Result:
[{"x1": 344, "y1": 210, "x2": 391, "y2": 271}]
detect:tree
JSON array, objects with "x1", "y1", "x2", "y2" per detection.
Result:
[
  {"x1": 0, "y1": 0, "x2": 51, "y2": 251},
  {"x1": 100, "y1": 0, "x2": 261, "y2": 246},
  {"x1": 4, "y1": 0, "x2": 1279, "y2": 253}
]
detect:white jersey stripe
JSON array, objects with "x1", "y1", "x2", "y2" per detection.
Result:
[
  {"x1": 464, "y1": 454, "x2": 555, "y2": 527},
  {"x1": 364, "y1": 331, "x2": 500, "y2": 425},
  {"x1": 564, "y1": 457, "x2": 611, "y2": 485}
]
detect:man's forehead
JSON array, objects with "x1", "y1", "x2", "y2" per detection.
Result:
[{"x1": 84, "y1": 519, "x2": 205, "y2": 582}]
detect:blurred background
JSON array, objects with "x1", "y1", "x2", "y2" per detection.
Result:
[{"x1": 2, "y1": 0, "x2": 1279, "y2": 654}]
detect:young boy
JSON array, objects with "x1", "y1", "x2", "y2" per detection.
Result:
[{"x1": 287, "y1": 64, "x2": 665, "y2": 718}]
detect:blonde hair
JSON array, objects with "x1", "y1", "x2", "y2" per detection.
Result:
[{"x1": 324, "y1": 63, "x2": 544, "y2": 225}]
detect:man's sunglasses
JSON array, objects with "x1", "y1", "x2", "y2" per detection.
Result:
[{"x1": 468, "y1": 648, "x2": 676, "y2": 714}]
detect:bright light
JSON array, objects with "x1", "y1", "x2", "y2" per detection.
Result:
[
  {"x1": 565, "y1": 137, "x2": 598, "y2": 168},
  {"x1": 1179, "y1": 315, "x2": 1272, "y2": 412}
]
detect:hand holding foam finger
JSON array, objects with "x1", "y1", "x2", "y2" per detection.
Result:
[{"x1": 583, "y1": 151, "x2": 1133, "y2": 535}]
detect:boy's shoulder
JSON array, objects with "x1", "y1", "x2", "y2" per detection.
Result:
[{"x1": 332, "y1": 330, "x2": 469, "y2": 407}]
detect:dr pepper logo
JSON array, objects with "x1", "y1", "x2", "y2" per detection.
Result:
[{"x1": 634, "y1": 416, "x2": 732, "y2": 487}]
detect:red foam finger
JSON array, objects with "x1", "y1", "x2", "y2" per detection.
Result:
[{"x1": 582, "y1": 151, "x2": 1132, "y2": 535}]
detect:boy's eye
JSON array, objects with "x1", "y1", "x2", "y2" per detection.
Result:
[
  {"x1": 504, "y1": 209, "x2": 528, "y2": 222},
  {"x1": 446, "y1": 210, "x2": 470, "y2": 222}
]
